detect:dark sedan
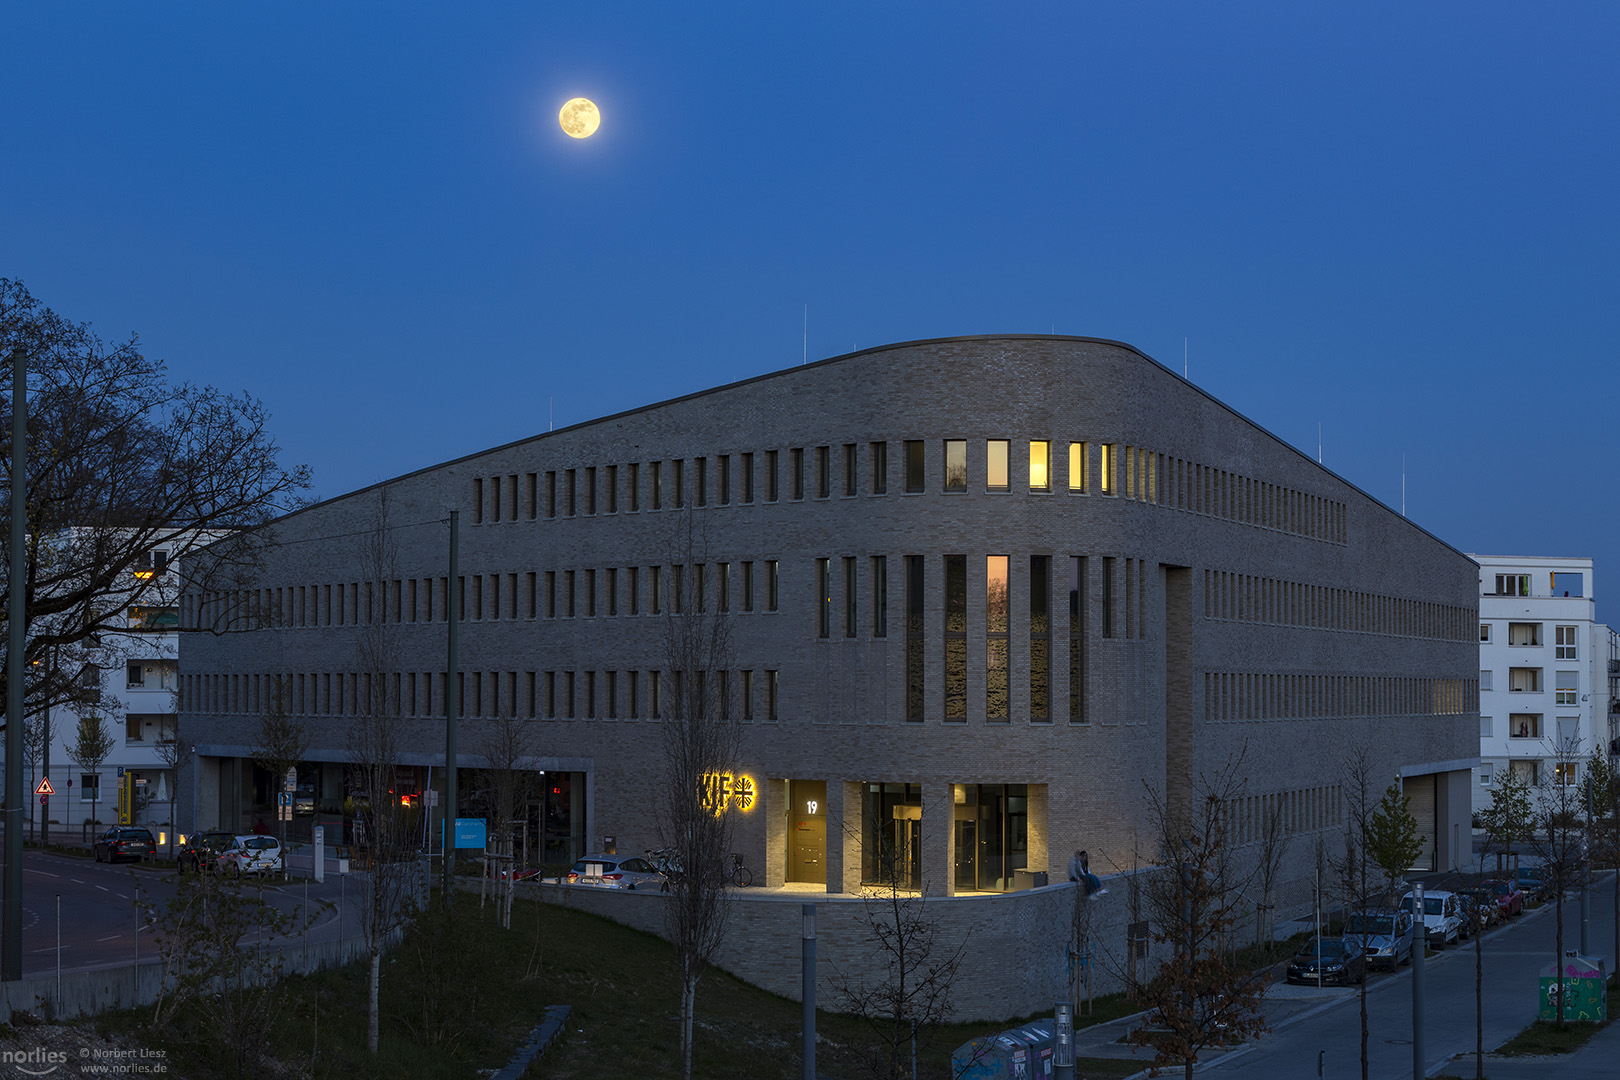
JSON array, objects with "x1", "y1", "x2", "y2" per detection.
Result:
[
  {"x1": 1286, "y1": 937, "x2": 1366, "y2": 986},
  {"x1": 93, "y1": 826, "x2": 156, "y2": 864}
]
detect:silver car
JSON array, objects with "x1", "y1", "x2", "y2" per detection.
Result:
[
  {"x1": 1342, "y1": 909, "x2": 1414, "y2": 969},
  {"x1": 217, "y1": 834, "x2": 283, "y2": 876},
  {"x1": 566, "y1": 854, "x2": 665, "y2": 891}
]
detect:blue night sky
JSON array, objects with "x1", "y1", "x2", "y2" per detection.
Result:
[{"x1": 6, "y1": 3, "x2": 1617, "y2": 614}]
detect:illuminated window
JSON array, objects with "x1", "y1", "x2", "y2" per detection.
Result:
[
  {"x1": 986, "y1": 555, "x2": 1009, "y2": 721},
  {"x1": 1100, "y1": 444, "x2": 1115, "y2": 494},
  {"x1": 945, "y1": 555, "x2": 967, "y2": 721},
  {"x1": 944, "y1": 440, "x2": 967, "y2": 492},
  {"x1": 986, "y1": 440, "x2": 1009, "y2": 491},
  {"x1": 1029, "y1": 441, "x2": 1050, "y2": 492},
  {"x1": 1068, "y1": 442, "x2": 1087, "y2": 493},
  {"x1": 1556, "y1": 625, "x2": 1578, "y2": 659}
]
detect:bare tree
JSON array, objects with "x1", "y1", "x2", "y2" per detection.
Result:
[
  {"x1": 653, "y1": 514, "x2": 741, "y2": 1080},
  {"x1": 1251, "y1": 795, "x2": 1290, "y2": 947},
  {"x1": 250, "y1": 676, "x2": 310, "y2": 852},
  {"x1": 830, "y1": 792, "x2": 965, "y2": 1080},
  {"x1": 1, "y1": 278, "x2": 308, "y2": 729},
  {"x1": 348, "y1": 489, "x2": 422, "y2": 1055},
  {"x1": 66, "y1": 713, "x2": 116, "y2": 826},
  {"x1": 1531, "y1": 736, "x2": 1587, "y2": 1028},
  {"x1": 475, "y1": 709, "x2": 540, "y2": 929},
  {"x1": 153, "y1": 727, "x2": 191, "y2": 858},
  {"x1": 1125, "y1": 763, "x2": 1269, "y2": 1080}
]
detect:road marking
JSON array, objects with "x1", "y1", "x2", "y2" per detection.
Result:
[
  {"x1": 96, "y1": 935, "x2": 120, "y2": 942},
  {"x1": 69, "y1": 879, "x2": 84, "y2": 884},
  {"x1": 96, "y1": 885, "x2": 109, "y2": 892},
  {"x1": 26, "y1": 869, "x2": 60, "y2": 878}
]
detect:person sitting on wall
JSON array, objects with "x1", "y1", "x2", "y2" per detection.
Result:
[{"x1": 1067, "y1": 848, "x2": 1105, "y2": 899}]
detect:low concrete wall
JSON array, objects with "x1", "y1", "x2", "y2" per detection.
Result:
[
  {"x1": 532, "y1": 875, "x2": 1146, "y2": 1022},
  {"x1": 0, "y1": 932, "x2": 384, "y2": 1025}
]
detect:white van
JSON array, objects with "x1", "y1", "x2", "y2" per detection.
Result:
[{"x1": 1398, "y1": 889, "x2": 1462, "y2": 948}]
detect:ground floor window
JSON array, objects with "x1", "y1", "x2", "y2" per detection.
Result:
[
  {"x1": 953, "y1": 783, "x2": 1027, "y2": 892},
  {"x1": 861, "y1": 782, "x2": 922, "y2": 890}
]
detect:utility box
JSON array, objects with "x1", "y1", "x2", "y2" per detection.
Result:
[
  {"x1": 952, "y1": 1019, "x2": 1056, "y2": 1079},
  {"x1": 1012, "y1": 869, "x2": 1049, "y2": 891},
  {"x1": 1539, "y1": 954, "x2": 1607, "y2": 1022}
]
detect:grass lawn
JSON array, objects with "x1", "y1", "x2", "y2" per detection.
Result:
[
  {"x1": 91, "y1": 890, "x2": 1133, "y2": 1080},
  {"x1": 1490, "y1": 975, "x2": 1620, "y2": 1059}
]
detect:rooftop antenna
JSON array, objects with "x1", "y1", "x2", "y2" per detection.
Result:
[
  {"x1": 1183, "y1": 338, "x2": 1188, "y2": 379},
  {"x1": 549, "y1": 397, "x2": 553, "y2": 432},
  {"x1": 1318, "y1": 423, "x2": 1322, "y2": 464},
  {"x1": 803, "y1": 304, "x2": 807, "y2": 365},
  {"x1": 1401, "y1": 454, "x2": 1406, "y2": 517}
]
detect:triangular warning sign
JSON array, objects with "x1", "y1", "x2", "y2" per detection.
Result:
[{"x1": 35, "y1": 777, "x2": 54, "y2": 796}]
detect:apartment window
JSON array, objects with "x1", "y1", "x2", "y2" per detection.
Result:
[
  {"x1": 843, "y1": 444, "x2": 858, "y2": 496},
  {"x1": 81, "y1": 774, "x2": 100, "y2": 803},
  {"x1": 1556, "y1": 625, "x2": 1579, "y2": 660},
  {"x1": 871, "y1": 441, "x2": 888, "y2": 494},
  {"x1": 1494, "y1": 574, "x2": 1530, "y2": 596},
  {"x1": 904, "y1": 441, "x2": 925, "y2": 493},
  {"x1": 1508, "y1": 667, "x2": 1541, "y2": 693},
  {"x1": 1029, "y1": 441, "x2": 1050, "y2": 492},
  {"x1": 1101, "y1": 557, "x2": 1117, "y2": 638},
  {"x1": 585, "y1": 568, "x2": 597, "y2": 617},
  {"x1": 564, "y1": 570, "x2": 576, "y2": 617},
  {"x1": 742, "y1": 669, "x2": 755, "y2": 721},
  {"x1": 606, "y1": 465, "x2": 618, "y2": 513},
  {"x1": 986, "y1": 555, "x2": 1009, "y2": 721},
  {"x1": 741, "y1": 452, "x2": 755, "y2": 503},
  {"x1": 906, "y1": 555, "x2": 924, "y2": 721},
  {"x1": 1068, "y1": 442, "x2": 1087, "y2": 493},
  {"x1": 1479, "y1": 623, "x2": 1491, "y2": 643},
  {"x1": 872, "y1": 555, "x2": 887, "y2": 637},
  {"x1": 651, "y1": 671, "x2": 662, "y2": 718},
  {"x1": 606, "y1": 567, "x2": 618, "y2": 616},
  {"x1": 545, "y1": 471, "x2": 557, "y2": 518},
  {"x1": 1480, "y1": 669, "x2": 1493, "y2": 691},
  {"x1": 545, "y1": 672, "x2": 556, "y2": 718},
  {"x1": 742, "y1": 562, "x2": 755, "y2": 612},
  {"x1": 628, "y1": 671, "x2": 639, "y2": 718},
  {"x1": 1069, "y1": 556, "x2": 1086, "y2": 723},
  {"x1": 767, "y1": 670, "x2": 779, "y2": 721},
  {"x1": 944, "y1": 440, "x2": 967, "y2": 492},
  {"x1": 651, "y1": 566, "x2": 663, "y2": 614},
  {"x1": 1480, "y1": 763, "x2": 1493, "y2": 786},
  {"x1": 606, "y1": 672, "x2": 618, "y2": 718},
  {"x1": 1100, "y1": 444, "x2": 1115, "y2": 494},
  {"x1": 816, "y1": 446, "x2": 830, "y2": 498},
  {"x1": 126, "y1": 661, "x2": 145, "y2": 688},
  {"x1": 717, "y1": 563, "x2": 731, "y2": 612},
  {"x1": 629, "y1": 566, "x2": 641, "y2": 615},
  {"x1": 545, "y1": 572, "x2": 556, "y2": 618},
  {"x1": 766, "y1": 560, "x2": 779, "y2": 611},
  {"x1": 473, "y1": 478, "x2": 484, "y2": 524},
  {"x1": 1480, "y1": 715, "x2": 1493, "y2": 738},
  {"x1": 718, "y1": 455, "x2": 730, "y2": 505},
  {"x1": 673, "y1": 459, "x2": 685, "y2": 508},
  {"x1": 652, "y1": 461, "x2": 663, "y2": 510},
  {"x1": 844, "y1": 557, "x2": 857, "y2": 637},
  {"x1": 986, "y1": 440, "x2": 1009, "y2": 491},
  {"x1": 1555, "y1": 671, "x2": 1578, "y2": 706},
  {"x1": 1508, "y1": 622, "x2": 1542, "y2": 646},
  {"x1": 944, "y1": 554, "x2": 967, "y2": 721},
  {"x1": 627, "y1": 462, "x2": 640, "y2": 512},
  {"x1": 791, "y1": 448, "x2": 805, "y2": 500},
  {"x1": 695, "y1": 457, "x2": 707, "y2": 506},
  {"x1": 585, "y1": 467, "x2": 597, "y2": 514},
  {"x1": 1030, "y1": 555, "x2": 1050, "y2": 722},
  {"x1": 564, "y1": 469, "x2": 576, "y2": 516},
  {"x1": 766, "y1": 450, "x2": 779, "y2": 501},
  {"x1": 672, "y1": 565, "x2": 685, "y2": 614}
]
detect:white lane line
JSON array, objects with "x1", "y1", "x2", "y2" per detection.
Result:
[
  {"x1": 26, "y1": 869, "x2": 60, "y2": 878},
  {"x1": 95, "y1": 885, "x2": 109, "y2": 892},
  {"x1": 69, "y1": 879, "x2": 84, "y2": 885},
  {"x1": 96, "y1": 935, "x2": 120, "y2": 942}
]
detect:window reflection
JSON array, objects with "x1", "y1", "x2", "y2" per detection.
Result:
[
  {"x1": 987, "y1": 440, "x2": 1009, "y2": 490},
  {"x1": 944, "y1": 440, "x2": 967, "y2": 492},
  {"x1": 1029, "y1": 441, "x2": 1050, "y2": 491}
]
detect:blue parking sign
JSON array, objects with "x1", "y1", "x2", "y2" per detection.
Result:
[{"x1": 450, "y1": 818, "x2": 486, "y2": 850}]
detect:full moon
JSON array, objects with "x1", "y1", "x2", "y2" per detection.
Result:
[{"x1": 559, "y1": 97, "x2": 600, "y2": 139}]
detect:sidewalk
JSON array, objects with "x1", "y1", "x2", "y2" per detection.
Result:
[{"x1": 1447, "y1": 1017, "x2": 1620, "y2": 1079}]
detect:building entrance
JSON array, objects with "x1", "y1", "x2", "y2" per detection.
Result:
[{"x1": 786, "y1": 779, "x2": 826, "y2": 884}]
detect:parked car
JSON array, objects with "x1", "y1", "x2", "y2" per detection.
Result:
[
  {"x1": 1457, "y1": 888, "x2": 1502, "y2": 931},
  {"x1": 216, "y1": 834, "x2": 283, "y2": 876},
  {"x1": 1399, "y1": 889, "x2": 1463, "y2": 948},
  {"x1": 1513, "y1": 865, "x2": 1551, "y2": 902},
  {"x1": 1340, "y1": 909, "x2": 1414, "y2": 969},
  {"x1": 93, "y1": 826, "x2": 156, "y2": 864},
  {"x1": 566, "y1": 854, "x2": 665, "y2": 891},
  {"x1": 177, "y1": 830, "x2": 236, "y2": 873},
  {"x1": 1480, "y1": 878, "x2": 1525, "y2": 917},
  {"x1": 1286, "y1": 937, "x2": 1366, "y2": 985}
]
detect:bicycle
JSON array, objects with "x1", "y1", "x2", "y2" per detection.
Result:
[{"x1": 728, "y1": 852, "x2": 752, "y2": 888}]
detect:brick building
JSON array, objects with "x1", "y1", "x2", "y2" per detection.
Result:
[{"x1": 180, "y1": 334, "x2": 1479, "y2": 911}]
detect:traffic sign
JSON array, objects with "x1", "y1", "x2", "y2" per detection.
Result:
[
  {"x1": 34, "y1": 778, "x2": 54, "y2": 796},
  {"x1": 39, "y1": 795, "x2": 47, "y2": 806}
]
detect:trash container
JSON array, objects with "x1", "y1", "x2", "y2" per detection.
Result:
[
  {"x1": 1012, "y1": 869, "x2": 1049, "y2": 891},
  {"x1": 953, "y1": 1019, "x2": 1056, "y2": 1079},
  {"x1": 1539, "y1": 953, "x2": 1607, "y2": 1021}
]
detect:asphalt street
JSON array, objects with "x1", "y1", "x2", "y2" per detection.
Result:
[{"x1": 1073, "y1": 871, "x2": 1620, "y2": 1079}]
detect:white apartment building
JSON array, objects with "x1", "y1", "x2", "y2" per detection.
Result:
[
  {"x1": 31, "y1": 546, "x2": 182, "y2": 839},
  {"x1": 1472, "y1": 554, "x2": 1613, "y2": 812}
]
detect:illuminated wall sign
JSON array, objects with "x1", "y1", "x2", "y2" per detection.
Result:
[
  {"x1": 806, "y1": 800, "x2": 818, "y2": 815},
  {"x1": 700, "y1": 772, "x2": 757, "y2": 814}
]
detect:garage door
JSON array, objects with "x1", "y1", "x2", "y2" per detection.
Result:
[{"x1": 1403, "y1": 774, "x2": 1436, "y2": 872}]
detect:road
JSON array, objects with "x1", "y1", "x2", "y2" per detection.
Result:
[
  {"x1": 9, "y1": 848, "x2": 358, "y2": 978},
  {"x1": 1202, "y1": 873, "x2": 1619, "y2": 1079}
]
